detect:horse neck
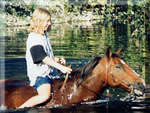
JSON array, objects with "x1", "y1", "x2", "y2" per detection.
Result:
[
  {"x1": 81, "y1": 57, "x2": 108, "y2": 93},
  {"x1": 55, "y1": 59, "x2": 109, "y2": 104}
]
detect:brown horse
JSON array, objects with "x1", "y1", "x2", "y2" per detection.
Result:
[{"x1": 0, "y1": 47, "x2": 145, "y2": 109}]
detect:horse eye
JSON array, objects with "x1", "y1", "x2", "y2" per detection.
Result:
[{"x1": 115, "y1": 65, "x2": 121, "y2": 69}]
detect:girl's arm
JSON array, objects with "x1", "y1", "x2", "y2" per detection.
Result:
[
  {"x1": 29, "y1": 45, "x2": 70, "y2": 73},
  {"x1": 54, "y1": 57, "x2": 59, "y2": 62},
  {"x1": 43, "y1": 56, "x2": 71, "y2": 74}
]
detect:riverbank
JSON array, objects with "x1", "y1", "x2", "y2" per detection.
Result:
[
  {"x1": 5, "y1": 0, "x2": 101, "y2": 26},
  {"x1": 6, "y1": 13, "x2": 29, "y2": 27},
  {"x1": 6, "y1": 11, "x2": 101, "y2": 27}
]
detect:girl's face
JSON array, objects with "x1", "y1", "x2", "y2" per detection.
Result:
[{"x1": 43, "y1": 17, "x2": 51, "y2": 31}]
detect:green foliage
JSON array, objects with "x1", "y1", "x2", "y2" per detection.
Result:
[
  {"x1": 5, "y1": 0, "x2": 149, "y2": 40},
  {"x1": 98, "y1": 4, "x2": 145, "y2": 40}
]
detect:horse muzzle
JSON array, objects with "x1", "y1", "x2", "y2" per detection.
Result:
[{"x1": 131, "y1": 82, "x2": 146, "y2": 97}]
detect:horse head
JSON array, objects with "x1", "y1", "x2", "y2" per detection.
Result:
[{"x1": 105, "y1": 47, "x2": 145, "y2": 96}]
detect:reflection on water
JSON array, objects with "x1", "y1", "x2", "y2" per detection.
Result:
[{"x1": 4, "y1": 21, "x2": 150, "y2": 113}]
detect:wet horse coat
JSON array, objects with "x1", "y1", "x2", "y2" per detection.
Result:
[{"x1": 0, "y1": 47, "x2": 145, "y2": 108}]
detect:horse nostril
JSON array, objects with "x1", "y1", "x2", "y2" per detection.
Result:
[
  {"x1": 127, "y1": 83, "x2": 132, "y2": 88},
  {"x1": 128, "y1": 84, "x2": 131, "y2": 87},
  {"x1": 136, "y1": 82, "x2": 145, "y2": 92}
]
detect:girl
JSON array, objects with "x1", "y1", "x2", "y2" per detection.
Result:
[{"x1": 19, "y1": 8, "x2": 72, "y2": 108}]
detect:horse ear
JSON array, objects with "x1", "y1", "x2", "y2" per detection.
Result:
[
  {"x1": 106, "y1": 47, "x2": 112, "y2": 58},
  {"x1": 116, "y1": 48, "x2": 122, "y2": 55}
]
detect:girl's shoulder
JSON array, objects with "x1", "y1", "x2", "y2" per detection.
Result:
[
  {"x1": 28, "y1": 33, "x2": 44, "y2": 41},
  {"x1": 28, "y1": 32, "x2": 43, "y2": 38},
  {"x1": 27, "y1": 32, "x2": 44, "y2": 46}
]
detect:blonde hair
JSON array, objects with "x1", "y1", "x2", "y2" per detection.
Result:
[{"x1": 29, "y1": 8, "x2": 51, "y2": 35}]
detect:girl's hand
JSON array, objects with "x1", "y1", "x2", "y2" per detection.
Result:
[
  {"x1": 59, "y1": 58, "x2": 66, "y2": 65},
  {"x1": 43, "y1": 56, "x2": 71, "y2": 74},
  {"x1": 55, "y1": 57, "x2": 66, "y2": 65}
]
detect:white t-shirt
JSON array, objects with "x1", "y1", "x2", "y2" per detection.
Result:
[{"x1": 26, "y1": 32, "x2": 55, "y2": 86}]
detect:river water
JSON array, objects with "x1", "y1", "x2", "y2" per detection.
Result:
[{"x1": 2, "y1": 21, "x2": 150, "y2": 112}]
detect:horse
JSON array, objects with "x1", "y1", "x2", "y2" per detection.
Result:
[{"x1": 0, "y1": 47, "x2": 145, "y2": 109}]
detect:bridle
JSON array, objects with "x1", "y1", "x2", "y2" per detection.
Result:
[{"x1": 107, "y1": 58, "x2": 134, "y2": 92}]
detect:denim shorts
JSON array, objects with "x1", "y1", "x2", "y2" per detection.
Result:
[{"x1": 33, "y1": 75, "x2": 53, "y2": 90}]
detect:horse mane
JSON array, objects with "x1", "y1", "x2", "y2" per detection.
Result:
[{"x1": 71, "y1": 57, "x2": 101, "y2": 85}]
